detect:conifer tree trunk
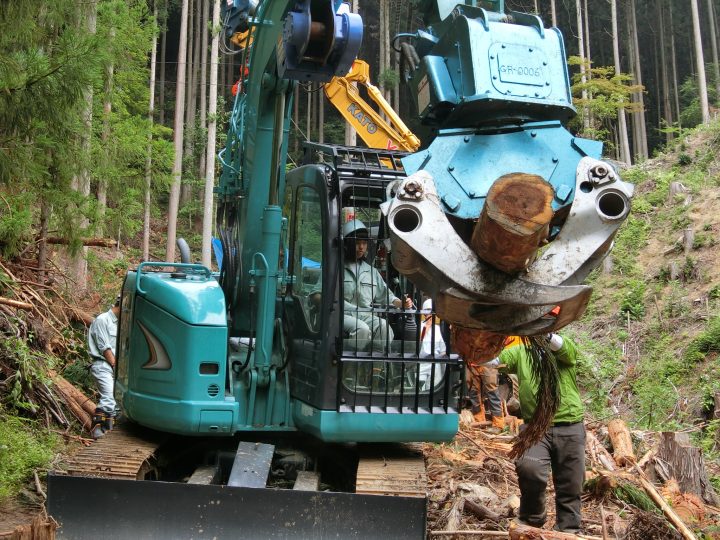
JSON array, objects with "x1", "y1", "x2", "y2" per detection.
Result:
[
  {"x1": 144, "y1": 2, "x2": 159, "y2": 262},
  {"x1": 98, "y1": 27, "x2": 115, "y2": 237},
  {"x1": 306, "y1": 84, "x2": 312, "y2": 142},
  {"x1": 201, "y1": 0, "x2": 221, "y2": 268},
  {"x1": 166, "y1": 0, "x2": 190, "y2": 262},
  {"x1": 628, "y1": 0, "x2": 648, "y2": 160},
  {"x1": 384, "y1": 1, "x2": 391, "y2": 106},
  {"x1": 198, "y1": 0, "x2": 209, "y2": 178},
  {"x1": 611, "y1": 0, "x2": 631, "y2": 164},
  {"x1": 181, "y1": 0, "x2": 198, "y2": 207},
  {"x1": 69, "y1": 0, "x2": 98, "y2": 289},
  {"x1": 658, "y1": 1, "x2": 673, "y2": 141},
  {"x1": 709, "y1": 0, "x2": 720, "y2": 104},
  {"x1": 575, "y1": 0, "x2": 589, "y2": 131},
  {"x1": 691, "y1": 0, "x2": 710, "y2": 123},
  {"x1": 318, "y1": 80, "x2": 324, "y2": 143},
  {"x1": 669, "y1": 5, "x2": 682, "y2": 128},
  {"x1": 550, "y1": 0, "x2": 557, "y2": 26},
  {"x1": 344, "y1": 0, "x2": 358, "y2": 145},
  {"x1": 378, "y1": 0, "x2": 386, "y2": 116},
  {"x1": 159, "y1": 0, "x2": 168, "y2": 126},
  {"x1": 294, "y1": 84, "x2": 300, "y2": 153}
]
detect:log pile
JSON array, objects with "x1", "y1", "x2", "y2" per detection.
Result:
[{"x1": 0, "y1": 257, "x2": 97, "y2": 435}]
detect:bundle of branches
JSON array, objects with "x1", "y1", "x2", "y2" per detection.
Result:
[
  {"x1": 585, "y1": 472, "x2": 658, "y2": 513},
  {"x1": 508, "y1": 336, "x2": 559, "y2": 459},
  {"x1": 0, "y1": 257, "x2": 96, "y2": 432},
  {"x1": 623, "y1": 510, "x2": 683, "y2": 540}
]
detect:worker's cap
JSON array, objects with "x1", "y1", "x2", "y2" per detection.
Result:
[{"x1": 342, "y1": 219, "x2": 369, "y2": 239}]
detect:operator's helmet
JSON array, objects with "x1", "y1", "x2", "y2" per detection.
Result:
[
  {"x1": 343, "y1": 219, "x2": 370, "y2": 260},
  {"x1": 342, "y1": 219, "x2": 369, "y2": 239}
]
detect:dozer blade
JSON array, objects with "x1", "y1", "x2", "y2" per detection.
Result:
[{"x1": 47, "y1": 473, "x2": 426, "y2": 539}]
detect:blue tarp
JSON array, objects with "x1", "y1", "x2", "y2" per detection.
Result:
[{"x1": 212, "y1": 238, "x2": 319, "y2": 272}]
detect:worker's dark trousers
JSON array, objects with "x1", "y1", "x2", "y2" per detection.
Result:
[{"x1": 514, "y1": 422, "x2": 585, "y2": 532}]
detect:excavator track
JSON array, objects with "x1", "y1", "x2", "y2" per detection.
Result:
[
  {"x1": 356, "y1": 443, "x2": 427, "y2": 498},
  {"x1": 60, "y1": 424, "x2": 165, "y2": 480}
]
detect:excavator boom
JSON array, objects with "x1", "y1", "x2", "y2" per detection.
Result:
[{"x1": 324, "y1": 59, "x2": 420, "y2": 151}]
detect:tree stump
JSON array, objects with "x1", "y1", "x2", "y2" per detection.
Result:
[
  {"x1": 669, "y1": 261, "x2": 681, "y2": 281},
  {"x1": 683, "y1": 228, "x2": 694, "y2": 255},
  {"x1": 657, "y1": 431, "x2": 719, "y2": 505},
  {"x1": 668, "y1": 181, "x2": 687, "y2": 203},
  {"x1": 607, "y1": 418, "x2": 636, "y2": 466},
  {"x1": 602, "y1": 254, "x2": 613, "y2": 274}
]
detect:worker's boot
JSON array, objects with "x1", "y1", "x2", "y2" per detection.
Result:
[
  {"x1": 103, "y1": 415, "x2": 114, "y2": 432},
  {"x1": 491, "y1": 415, "x2": 506, "y2": 430},
  {"x1": 91, "y1": 409, "x2": 106, "y2": 440}
]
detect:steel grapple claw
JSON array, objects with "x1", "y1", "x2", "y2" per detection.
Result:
[{"x1": 383, "y1": 158, "x2": 633, "y2": 336}]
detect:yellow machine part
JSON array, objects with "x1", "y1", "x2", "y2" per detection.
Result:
[{"x1": 324, "y1": 59, "x2": 420, "y2": 152}]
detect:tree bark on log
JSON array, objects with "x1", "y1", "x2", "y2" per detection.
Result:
[
  {"x1": 586, "y1": 430, "x2": 616, "y2": 471},
  {"x1": 658, "y1": 431, "x2": 719, "y2": 505},
  {"x1": 45, "y1": 237, "x2": 116, "y2": 248},
  {"x1": 607, "y1": 418, "x2": 636, "y2": 466},
  {"x1": 463, "y1": 498, "x2": 501, "y2": 521},
  {"x1": 50, "y1": 371, "x2": 96, "y2": 416},
  {"x1": 0, "y1": 297, "x2": 33, "y2": 310}
]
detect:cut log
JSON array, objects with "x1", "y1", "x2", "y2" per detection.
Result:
[
  {"x1": 607, "y1": 419, "x2": 636, "y2": 466},
  {"x1": 45, "y1": 236, "x2": 116, "y2": 248},
  {"x1": 471, "y1": 173, "x2": 554, "y2": 274},
  {"x1": 0, "y1": 296, "x2": 33, "y2": 310},
  {"x1": 586, "y1": 430, "x2": 616, "y2": 471},
  {"x1": 49, "y1": 372, "x2": 96, "y2": 416},
  {"x1": 658, "y1": 431, "x2": 719, "y2": 505},
  {"x1": 463, "y1": 498, "x2": 501, "y2": 521}
]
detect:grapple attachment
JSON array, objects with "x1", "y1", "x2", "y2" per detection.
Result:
[{"x1": 384, "y1": 157, "x2": 633, "y2": 337}]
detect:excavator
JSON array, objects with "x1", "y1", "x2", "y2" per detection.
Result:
[
  {"x1": 46, "y1": 0, "x2": 633, "y2": 538},
  {"x1": 324, "y1": 58, "x2": 421, "y2": 152}
]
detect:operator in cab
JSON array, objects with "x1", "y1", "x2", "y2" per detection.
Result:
[{"x1": 343, "y1": 219, "x2": 412, "y2": 352}]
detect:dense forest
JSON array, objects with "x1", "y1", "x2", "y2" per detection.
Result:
[{"x1": 1, "y1": 0, "x2": 719, "y2": 279}]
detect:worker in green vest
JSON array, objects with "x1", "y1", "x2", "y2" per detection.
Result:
[{"x1": 500, "y1": 332, "x2": 585, "y2": 534}]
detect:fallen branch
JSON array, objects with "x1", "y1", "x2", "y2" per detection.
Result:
[
  {"x1": 634, "y1": 465, "x2": 697, "y2": 540},
  {"x1": 508, "y1": 521, "x2": 603, "y2": 540},
  {"x1": 0, "y1": 296, "x2": 33, "y2": 310},
  {"x1": 463, "y1": 498, "x2": 501, "y2": 521},
  {"x1": 45, "y1": 236, "x2": 116, "y2": 248},
  {"x1": 33, "y1": 470, "x2": 46, "y2": 500},
  {"x1": 586, "y1": 430, "x2": 616, "y2": 471},
  {"x1": 429, "y1": 531, "x2": 508, "y2": 537}
]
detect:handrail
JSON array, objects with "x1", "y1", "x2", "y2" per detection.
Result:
[{"x1": 135, "y1": 262, "x2": 212, "y2": 295}]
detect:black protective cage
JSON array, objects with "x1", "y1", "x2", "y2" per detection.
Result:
[{"x1": 302, "y1": 143, "x2": 464, "y2": 415}]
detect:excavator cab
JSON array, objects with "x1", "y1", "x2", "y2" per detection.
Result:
[{"x1": 283, "y1": 143, "x2": 463, "y2": 442}]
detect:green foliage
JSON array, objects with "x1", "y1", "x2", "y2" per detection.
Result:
[
  {"x1": 572, "y1": 330, "x2": 623, "y2": 416},
  {"x1": 567, "y1": 58, "x2": 643, "y2": 149},
  {"x1": 378, "y1": 68, "x2": 399, "y2": 89},
  {"x1": 611, "y1": 216, "x2": 648, "y2": 275},
  {"x1": 630, "y1": 334, "x2": 689, "y2": 429},
  {"x1": 619, "y1": 279, "x2": 646, "y2": 321},
  {"x1": 683, "y1": 317, "x2": 720, "y2": 363},
  {"x1": 0, "y1": 412, "x2": 58, "y2": 500}
]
